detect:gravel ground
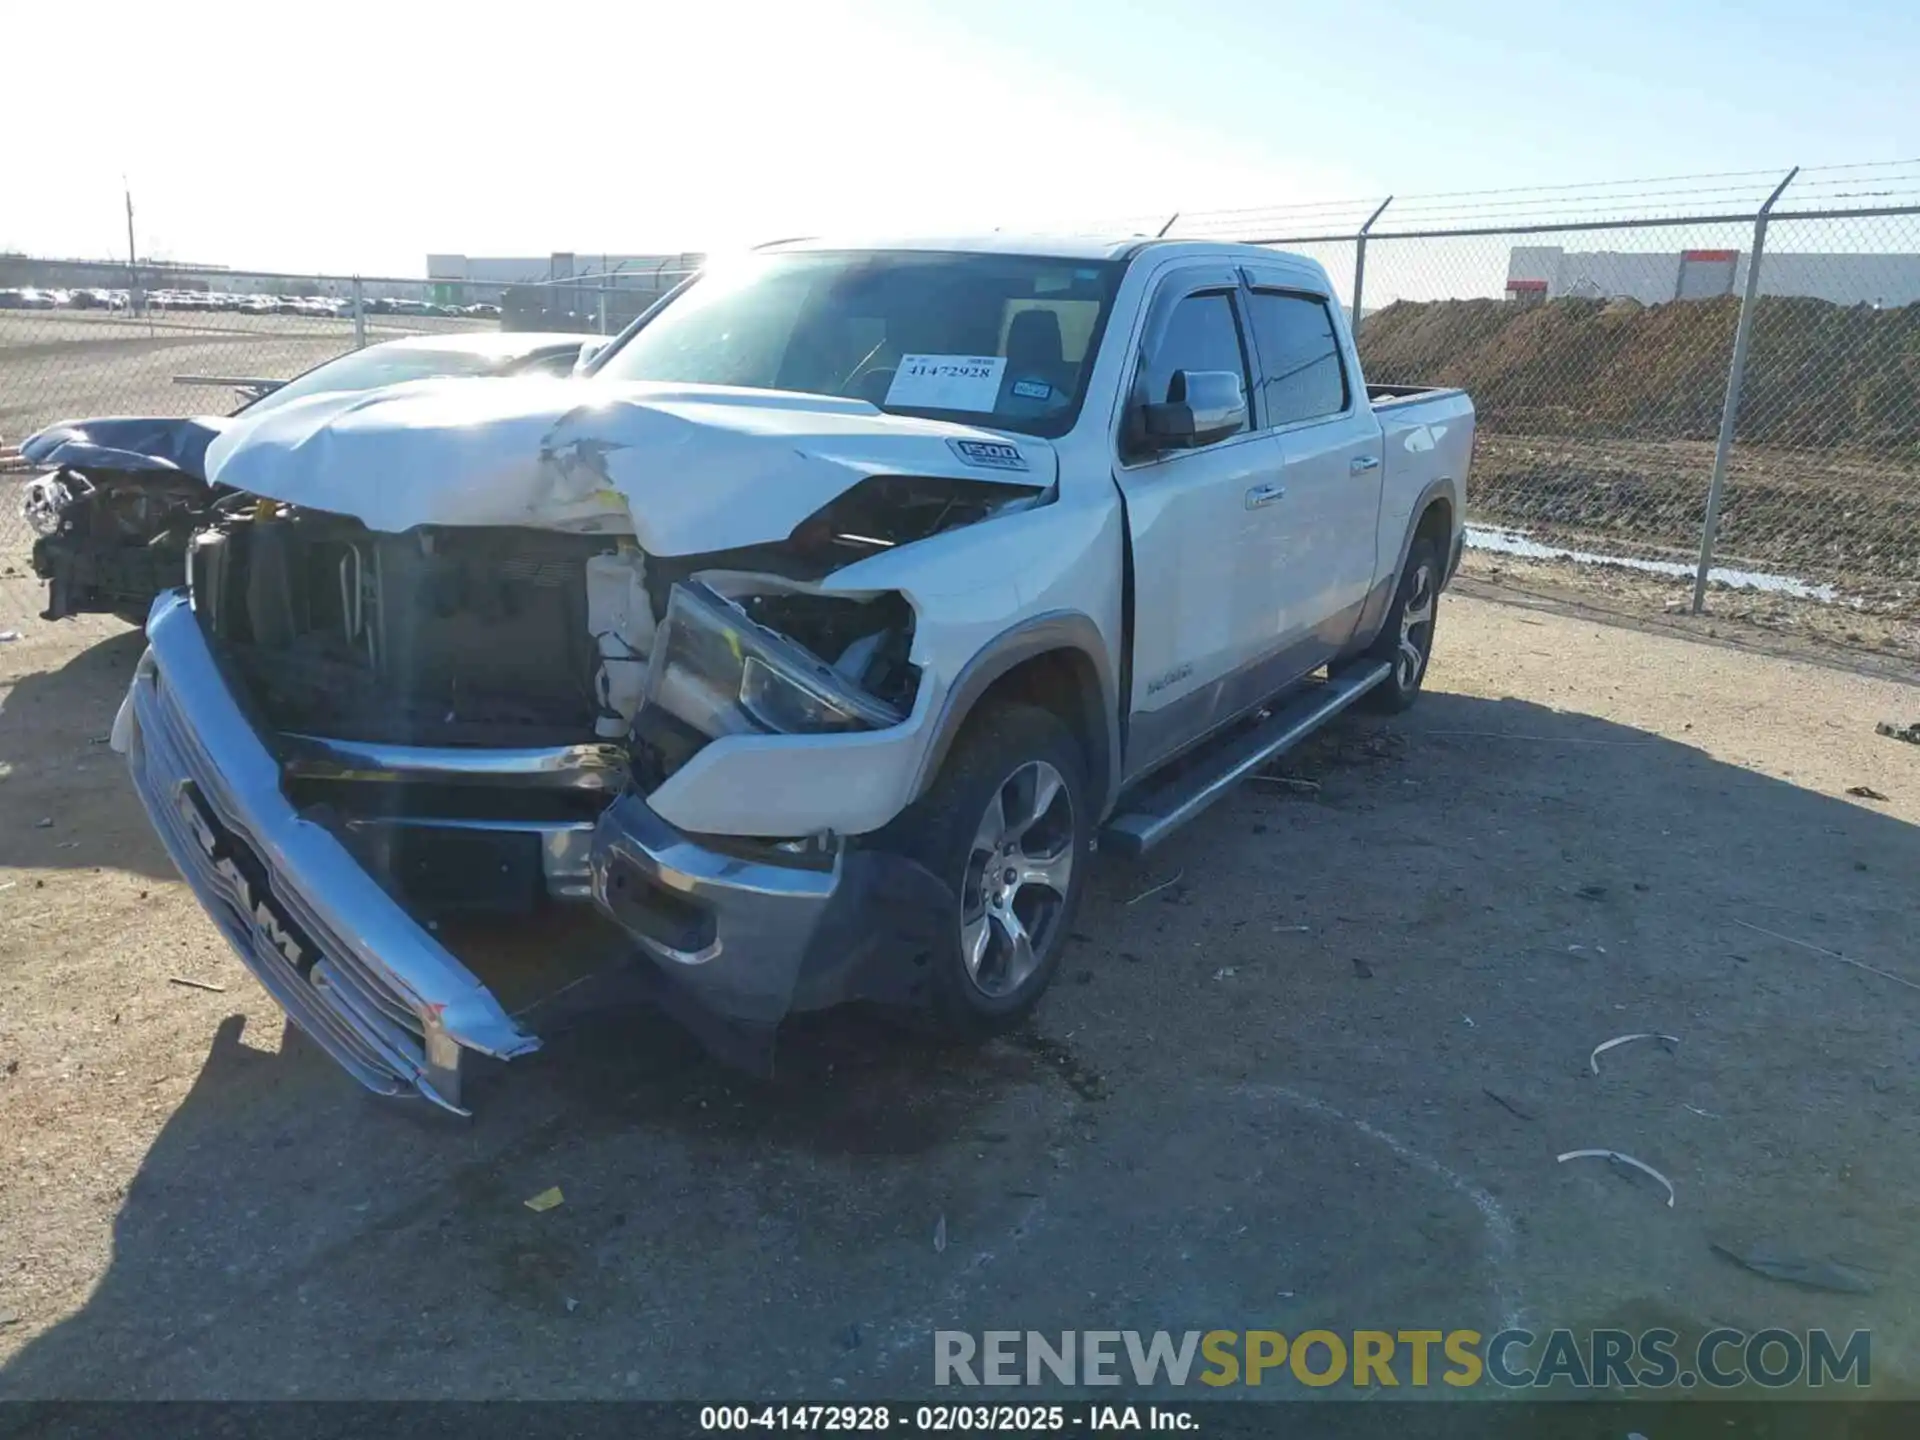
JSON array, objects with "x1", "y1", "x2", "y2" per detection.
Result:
[{"x1": 1, "y1": 593, "x2": 1918, "y2": 1400}]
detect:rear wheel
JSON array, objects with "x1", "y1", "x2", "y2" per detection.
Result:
[
  {"x1": 1353, "y1": 535, "x2": 1440, "y2": 713},
  {"x1": 883, "y1": 703, "x2": 1091, "y2": 1038}
]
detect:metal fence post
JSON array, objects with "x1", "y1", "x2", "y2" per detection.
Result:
[
  {"x1": 351, "y1": 276, "x2": 366, "y2": 350},
  {"x1": 1691, "y1": 167, "x2": 1797, "y2": 612},
  {"x1": 1350, "y1": 196, "x2": 1392, "y2": 331}
]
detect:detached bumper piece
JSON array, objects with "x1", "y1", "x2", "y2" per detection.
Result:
[{"x1": 121, "y1": 591, "x2": 541, "y2": 1112}]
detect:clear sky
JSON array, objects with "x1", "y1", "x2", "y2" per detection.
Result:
[{"x1": 6, "y1": 0, "x2": 1913, "y2": 276}]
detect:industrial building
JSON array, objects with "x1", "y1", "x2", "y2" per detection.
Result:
[{"x1": 1506, "y1": 245, "x2": 1920, "y2": 306}]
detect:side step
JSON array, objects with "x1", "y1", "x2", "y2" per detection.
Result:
[{"x1": 1099, "y1": 661, "x2": 1392, "y2": 859}]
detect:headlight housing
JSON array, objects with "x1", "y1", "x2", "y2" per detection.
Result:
[{"x1": 643, "y1": 580, "x2": 908, "y2": 740}]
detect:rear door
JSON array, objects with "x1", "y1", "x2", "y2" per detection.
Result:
[
  {"x1": 1241, "y1": 273, "x2": 1385, "y2": 655},
  {"x1": 1110, "y1": 265, "x2": 1291, "y2": 779}
]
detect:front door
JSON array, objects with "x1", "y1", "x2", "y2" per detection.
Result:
[{"x1": 1111, "y1": 269, "x2": 1292, "y2": 780}]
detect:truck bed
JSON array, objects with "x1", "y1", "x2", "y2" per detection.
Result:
[{"x1": 1367, "y1": 382, "x2": 1467, "y2": 407}]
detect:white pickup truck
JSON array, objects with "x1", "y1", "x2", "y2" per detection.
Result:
[{"x1": 114, "y1": 236, "x2": 1473, "y2": 1109}]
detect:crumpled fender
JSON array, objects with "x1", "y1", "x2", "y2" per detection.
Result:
[
  {"x1": 202, "y1": 376, "x2": 1058, "y2": 554},
  {"x1": 19, "y1": 415, "x2": 229, "y2": 480}
]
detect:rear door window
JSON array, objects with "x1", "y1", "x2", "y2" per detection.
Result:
[{"x1": 1247, "y1": 291, "x2": 1349, "y2": 427}]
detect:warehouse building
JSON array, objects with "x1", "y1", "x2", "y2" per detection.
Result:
[{"x1": 1506, "y1": 245, "x2": 1920, "y2": 306}]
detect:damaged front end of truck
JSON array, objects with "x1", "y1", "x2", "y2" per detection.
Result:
[{"x1": 114, "y1": 375, "x2": 1056, "y2": 1109}]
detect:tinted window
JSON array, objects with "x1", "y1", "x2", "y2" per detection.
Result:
[
  {"x1": 592, "y1": 251, "x2": 1124, "y2": 439},
  {"x1": 1248, "y1": 291, "x2": 1348, "y2": 425},
  {"x1": 1139, "y1": 292, "x2": 1249, "y2": 436}
]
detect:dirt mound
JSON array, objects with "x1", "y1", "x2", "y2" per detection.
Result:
[{"x1": 1358, "y1": 295, "x2": 1920, "y2": 450}]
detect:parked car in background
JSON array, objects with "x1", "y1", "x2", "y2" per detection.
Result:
[
  {"x1": 20, "y1": 331, "x2": 592, "y2": 623},
  {"x1": 1, "y1": 287, "x2": 59, "y2": 309},
  {"x1": 110, "y1": 235, "x2": 1475, "y2": 1110}
]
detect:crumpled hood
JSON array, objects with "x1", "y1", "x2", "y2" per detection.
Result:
[
  {"x1": 21, "y1": 414, "x2": 230, "y2": 479},
  {"x1": 204, "y1": 377, "x2": 1058, "y2": 555}
]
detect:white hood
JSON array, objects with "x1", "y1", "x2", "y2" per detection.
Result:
[{"x1": 204, "y1": 377, "x2": 1057, "y2": 555}]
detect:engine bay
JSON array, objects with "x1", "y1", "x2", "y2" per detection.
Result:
[{"x1": 187, "y1": 505, "x2": 924, "y2": 755}]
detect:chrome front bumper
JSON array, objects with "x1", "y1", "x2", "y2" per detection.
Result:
[
  {"x1": 119, "y1": 591, "x2": 541, "y2": 1111},
  {"x1": 120, "y1": 591, "x2": 945, "y2": 1104}
]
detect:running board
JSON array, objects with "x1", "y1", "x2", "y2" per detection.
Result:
[{"x1": 1099, "y1": 661, "x2": 1392, "y2": 859}]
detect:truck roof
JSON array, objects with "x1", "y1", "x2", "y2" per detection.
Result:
[{"x1": 758, "y1": 234, "x2": 1315, "y2": 267}]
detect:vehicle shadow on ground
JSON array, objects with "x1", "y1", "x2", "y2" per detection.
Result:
[
  {"x1": 0, "y1": 624, "x2": 174, "y2": 881},
  {"x1": 5, "y1": 689, "x2": 1918, "y2": 1398}
]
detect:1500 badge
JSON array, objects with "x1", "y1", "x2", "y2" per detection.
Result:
[{"x1": 947, "y1": 438, "x2": 1029, "y2": 472}]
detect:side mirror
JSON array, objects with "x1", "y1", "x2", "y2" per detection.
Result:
[
  {"x1": 573, "y1": 338, "x2": 611, "y2": 375},
  {"x1": 1140, "y1": 369, "x2": 1247, "y2": 450}
]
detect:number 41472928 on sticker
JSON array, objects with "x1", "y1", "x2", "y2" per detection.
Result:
[{"x1": 884, "y1": 354, "x2": 1007, "y2": 412}]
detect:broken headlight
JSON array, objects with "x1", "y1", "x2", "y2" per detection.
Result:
[{"x1": 643, "y1": 580, "x2": 906, "y2": 739}]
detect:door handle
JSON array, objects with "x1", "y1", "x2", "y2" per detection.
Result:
[
  {"x1": 1350, "y1": 454, "x2": 1381, "y2": 474},
  {"x1": 1245, "y1": 482, "x2": 1286, "y2": 509}
]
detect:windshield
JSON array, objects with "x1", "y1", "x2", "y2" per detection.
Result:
[
  {"x1": 240, "y1": 346, "x2": 516, "y2": 417},
  {"x1": 591, "y1": 250, "x2": 1125, "y2": 439}
]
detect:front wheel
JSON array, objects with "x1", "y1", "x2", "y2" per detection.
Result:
[{"x1": 882, "y1": 702, "x2": 1091, "y2": 1038}]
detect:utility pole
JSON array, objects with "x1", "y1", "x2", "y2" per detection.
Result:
[{"x1": 124, "y1": 179, "x2": 142, "y2": 319}]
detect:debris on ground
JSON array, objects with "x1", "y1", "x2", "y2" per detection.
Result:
[
  {"x1": 1876, "y1": 720, "x2": 1920, "y2": 746},
  {"x1": 1126, "y1": 870, "x2": 1184, "y2": 906},
  {"x1": 1682, "y1": 1104, "x2": 1721, "y2": 1119},
  {"x1": 1213, "y1": 967, "x2": 1238, "y2": 980},
  {"x1": 1710, "y1": 1243, "x2": 1876, "y2": 1295},
  {"x1": 1731, "y1": 917, "x2": 1920, "y2": 993},
  {"x1": 933, "y1": 1215, "x2": 948, "y2": 1253},
  {"x1": 1846, "y1": 785, "x2": 1890, "y2": 801},
  {"x1": 1253, "y1": 773, "x2": 1321, "y2": 795},
  {"x1": 0, "y1": 1308, "x2": 20, "y2": 1327},
  {"x1": 564, "y1": 1297, "x2": 580, "y2": 1314},
  {"x1": 1484, "y1": 1089, "x2": 1535, "y2": 1121},
  {"x1": 1576, "y1": 884, "x2": 1608, "y2": 901},
  {"x1": 34, "y1": 818, "x2": 51, "y2": 829},
  {"x1": 523, "y1": 1187, "x2": 565, "y2": 1213},
  {"x1": 1351, "y1": 958, "x2": 1374, "y2": 979},
  {"x1": 840, "y1": 1324, "x2": 863, "y2": 1351},
  {"x1": 0, "y1": 631, "x2": 19, "y2": 643},
  {"x1": 167, "y1": 975, "x2": 227, "y2": 994},
  {"x1": 1557, "y1": 1149, "x2": 1676, "y2": 1207},
  {"x1": 1589, "y1": 1032, "x2": 1680, "y2": 1075}
]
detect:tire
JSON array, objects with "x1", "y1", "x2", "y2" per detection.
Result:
[
  {"x1": 880, "y1": 702, "x2": 1091, "y2": 1039},
  {"x1": 1351, "y1": 535, "x2": 1441, "y2": 714}
]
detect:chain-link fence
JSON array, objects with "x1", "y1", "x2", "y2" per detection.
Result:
[
  {"x1": 1144, "y1": 165, "x2": 1920, "y2": 658},
  {"x1": 0, "y1": 257, "x2": 694, "y2": 626},
  {"x1": 5, "y1": 165, "x2": 1919, "y2": 662}
]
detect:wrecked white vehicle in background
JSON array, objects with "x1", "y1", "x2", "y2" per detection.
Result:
[{"x1": 114, "y1": 237, "x2": 1474, "y2": 1110}]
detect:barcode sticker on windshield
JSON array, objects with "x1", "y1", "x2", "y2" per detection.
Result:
[{"x1": 885, "y1": 354, "x2": 1007, "y2": 413}]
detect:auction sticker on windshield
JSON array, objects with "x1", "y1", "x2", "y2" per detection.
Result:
[{"x1": 886, "y1": 355, "x2": 1007, "y2": 412}]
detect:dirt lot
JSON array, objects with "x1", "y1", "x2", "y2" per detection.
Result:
[
  {"x1": 0, "y1": 309, "x2": 487, "y2": 441},
  {"x1": 1470, "y1": 433, "x2": 1920, "y2": 613},
  {"x1": 1, "y1": 592, "x2": 1918, "y2": 1401}
]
